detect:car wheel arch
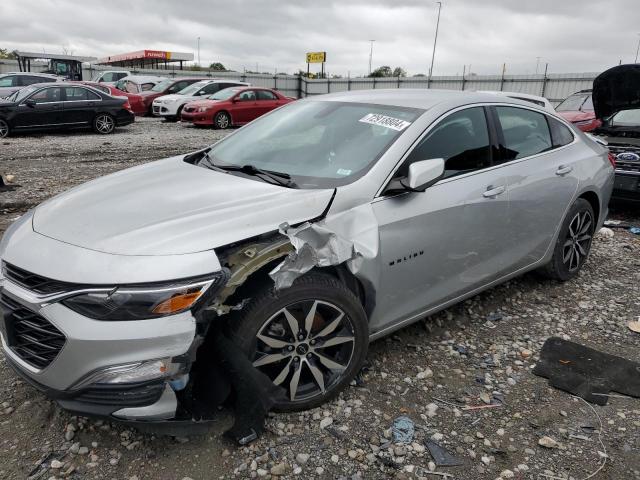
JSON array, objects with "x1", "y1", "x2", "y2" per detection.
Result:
[{"x1": 576, "y1": 190, "x2": 600, "y2": 226}]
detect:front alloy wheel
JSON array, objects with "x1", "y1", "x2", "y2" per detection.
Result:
[
  {"x1": 93, "y1": 114, "x2": 115, "y2": 134},
  {"x1": 228, "y1": 273, "x2": 368, "y2": 411},
  {"x1": 214, "y1": 111, "x2": 231, "y2": 129}
]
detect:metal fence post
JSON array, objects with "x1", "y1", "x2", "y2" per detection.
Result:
[
  {"x1": 274, "y1": 75, "x2": 277, "y2": 90},
  {"x1": 541, "y1": 63, "x2": 549, "y2": 98},
  {"x1": 500, "y1": 63, "x2": 505, "y2": 91},
  {"x1": 347, "y1": 77, "x2": 351, "y2": 91},
  {"x1": 297, "y1": 75, "x2": 303, "y2": 98}
]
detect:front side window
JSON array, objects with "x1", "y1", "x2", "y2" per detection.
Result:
[
  {"x1": 101, "y1": 72, "x2": 116, "y2": 82},
  {"x1": 21, "y1": 76, "x2": 52, "y2": 86},
  {"x1": 401, "y1": 107, "x2": 491, "y2": 178},
  {"x1": 29, "y1": 87, "x2": 61, "y2": 103},
  {"x1": 495, "y1": 106, "x2": 552, "y2": 161},
  {"x1": 151, "y1": 79, "x2": 174, "y2": 92},
  {"x1": 201, "y1": 83, "x2": 221, "y2": 95},
  {"x1": 257, "y1": 90, "x2": 277, "y2": 100},
  {"x1": 177, "y1": 81, "x2": 209, "y2": 96},
  {"x1": 209, "y1": 88, "x2": 241, "y2": 100},
  {"x1": 204, "y1": 100, "x2": 422, "y2": 188},
  {"x1": 140, "y1": 82, "x2": 155, "y2": 91}
]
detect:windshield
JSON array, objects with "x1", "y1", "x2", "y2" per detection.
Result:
[
  {"x1": 556, "y1": 93, "x2": 592, "y2": 112},
  {"x1": 611, "y1": 109, "x2": 640, "y2": 127},
  {"x1": 205, "y1": 100, "x2": 423, "y2": 189},
  {"x1": 7, "y1": 85, "x2": 39, "y2": 103},
  {"x1": 209, "y1": 88, "x2": 241, "y2": 100},
  {"x1": 177, "y1": 81, "x2": 209, "y2": 96},
  {"x1": 151, "y1": 79, "x2": 173, "y2": 92}
]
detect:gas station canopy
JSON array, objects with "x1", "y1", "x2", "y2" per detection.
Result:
[{"x1": 96, "y1": 50, "x2": 194, "y2": 70}]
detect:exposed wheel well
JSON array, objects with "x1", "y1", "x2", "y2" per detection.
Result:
[{"x1": 578, "y1": 191, "x2": 600, "y2": 225}]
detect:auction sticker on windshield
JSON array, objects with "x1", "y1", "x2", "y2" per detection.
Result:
[{"x1": 359, "y1": 113, "x2": 412, "y2": 131}]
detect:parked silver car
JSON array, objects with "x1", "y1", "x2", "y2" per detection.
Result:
[
  {"x1": 0, "y1": 72, "x2": 61, "y2": 98},
  {"x1": 0, "y1": 89, "x2": 614, "y2": 423}
]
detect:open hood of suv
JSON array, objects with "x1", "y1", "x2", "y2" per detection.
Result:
[
  {"x1": 593, "y1": 64, "x2": 640, "y2": 120},
  {"x1": 32, "y1": 156, "x2": 335, "y2": 256}
]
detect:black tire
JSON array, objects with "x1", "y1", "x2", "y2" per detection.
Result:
[
  {"x1": 0, "y1": 119, "x2": 9, "y2": 138},
  {"x1": 214, "y1": 111, "x2": 231, "y2": 129},
  {"x1": 227, "y1": 272, "x2": 368, "y2": 412},
  {"x1": 93, "y1": 113, "x2": 115, "y2": 134},
  {"x1": 163, "y1": 115, "x2": 178, "y2": 122},
  {"x1": 540, "y1": 198, "x2": 595, "y2": 281}
]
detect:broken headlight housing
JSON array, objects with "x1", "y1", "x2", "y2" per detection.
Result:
[{"x1": 62, "y1": 273, "x2": 226, "y2": 321}]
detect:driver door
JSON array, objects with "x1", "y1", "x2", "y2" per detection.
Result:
[
  {"x1": 232, "y1": 90, "x2": 259, "y2": 124},
  {"x1": 12, "y1": 87, "x2": 64, "y2": 129},
  {"x1": 369, "y1": 106, "x2": 511, "y2": 333}
]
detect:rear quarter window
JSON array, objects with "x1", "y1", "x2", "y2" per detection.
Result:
[{"x1": 548, "y1": 117, "x2": 575, "y2": 147}]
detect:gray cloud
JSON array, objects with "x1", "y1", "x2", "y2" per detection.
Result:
[{"x1": 0, "y1": 0, "x2": 637, "y2": 76}]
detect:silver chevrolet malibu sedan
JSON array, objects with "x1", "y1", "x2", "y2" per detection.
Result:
[{"x1": 0, "y1": 89, "x2": 614, "y2": 424}]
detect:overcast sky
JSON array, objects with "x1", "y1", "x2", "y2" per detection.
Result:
[{"x1": 1, "y1": 0, "x2": 638, "y2": 77}]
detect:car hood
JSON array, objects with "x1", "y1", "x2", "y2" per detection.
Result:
[
  {"x1": 557, "y1": 110, "x2": 594, "y2": 123},
  {"x1": 155, "y1": 94, "x2": 195, "y2": 103},
  {"x1": 593, "y1": 64, "x2": 640, "y2": 120},
  {"x1": 32, "y1": 156, "x2": 335, "y2": 256}
]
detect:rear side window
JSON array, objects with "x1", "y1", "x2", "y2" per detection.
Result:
[
  {"x1": 0, "y1": 76, "x2": 16, "y2": 87},
  {"x1": 402, "y1": 107, "x2": 491, "y2": 178},
  {"x1": 64, "y1": 87, "x2": 100, "y2": 101},
  {"x1": 257, "y1": 90, "x2": 277, "y2": 100},
  {"x1": 21, "y1": 76, "x2": 55, "y2": 86},
  {"x1": 495, "y1": 106, "x2": 552, "y2": 161},
  {"x1": 548, "y1": 117, "x2": 574, "y2": 147}
]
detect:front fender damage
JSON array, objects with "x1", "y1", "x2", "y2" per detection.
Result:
[{"x1": 186, "y1": 203, "x2": 380, "y2": 444}]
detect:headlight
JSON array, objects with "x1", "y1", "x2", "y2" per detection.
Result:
[{"x1": 62, "y1": 273, "x2": 226, "y2": 321}]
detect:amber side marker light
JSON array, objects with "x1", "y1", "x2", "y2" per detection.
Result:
[{"x1": 152, "y1": 291, "x2": 203, "y2": 314}]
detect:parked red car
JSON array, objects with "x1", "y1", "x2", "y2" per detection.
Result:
[
  {"x1": 556, "y1": 89, "x2": 601, "y2": 132},
  {"x1": 137, "y1": 77, "x2": 209, "y2": 115},
  {"x1": 74, "y1": 81, "x2": 146, "y2": 116},
  {"x1": 180, "y1": 87, "x2": 294, "y2": 128}
]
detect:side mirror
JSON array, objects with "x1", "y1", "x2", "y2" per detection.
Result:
[
  {"x1": 402, "y1": 158, "x2": 445, "y2": 191},
  {"x1": 25, "y1": 98, "x2": 36, "y2": 108}
]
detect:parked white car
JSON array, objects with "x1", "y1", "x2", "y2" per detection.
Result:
[
  {"x1": 479, "y1": 91, "x2": 555, "y2": 113},
  {"x1": 152, "y1": 79, "x2": 249, "y2": 121},
  {"x1": 92, "y1": 70, "x2": 131, "y2": 85}
]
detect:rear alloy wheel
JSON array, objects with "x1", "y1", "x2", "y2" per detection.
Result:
[
  {"x1": 214, "y1": 111, "x2": 231, "y2": 129},
  {"x1": 540, "y1": 198, "x2": 594, "y2": 281},
  {"x1": 0, "y1": 119, "x2": 9, "y2": 138},
  {"x1": 228, "y1": 273, "x2": 368, "y2": 411},
  {"x1": 93, "y1": 114, "x2": 115, "y2": 134}
]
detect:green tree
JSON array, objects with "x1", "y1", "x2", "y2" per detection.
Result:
[
  {"x1": 369, "y1": 65, "x2": 392, "y2": 77},
  {"x1": 209, "y1": 62, "x2": 226, "y2": 71},
  {"x1": 392, "y1": 67, "x2": 407, "y2": 77},
  {"x1": 0, "y1": 48, "x2": 16, "y2": 59}
]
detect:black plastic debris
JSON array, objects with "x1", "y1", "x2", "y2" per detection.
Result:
[
  {"x1": 425, "y1": 440, "x2": 464, "y2": 466},
  {"x1": 533, "y1": 337, "x2": 640, "y2": 405},
  {"x1": 486, "y1": 312, "x2": 503, "y2": 322}
]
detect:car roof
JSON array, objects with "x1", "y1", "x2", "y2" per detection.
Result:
[
  {"x1": 1, "y1": 72, "x2": 60, "y2": 78},
  {"x1": 306, "y1": 88, "x2": 533, "y2": 110},
  {"x1": 119, "y1": 75, "x2": 167, "y2": 82}
]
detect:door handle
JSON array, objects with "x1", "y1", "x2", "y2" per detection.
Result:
[
  {"x1": 483, "y1": 185, "x2": 506, "y2": 198},
  {"x1": 556, "y1": 165, "x2": 573, "y2": 176}
]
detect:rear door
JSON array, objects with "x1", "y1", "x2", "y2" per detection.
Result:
[
  {"x1": 371, "y1": 106, "x2": 511, "y2": 332},
  {"x1": 255, "y1": 90, "x2": 279, "y2": 117},
  {"x1": 12, "y1": 86, "x2": 64, "y2": 128},
  {"x1": 232, "y1": 89, "x2": 259, "y2": 123},
  {"x1": 61, "y1": 86, "x2": 102, "y2": 125},
  {"x1": 490, "y1": 105, "x2": 579, "y2": 272}
]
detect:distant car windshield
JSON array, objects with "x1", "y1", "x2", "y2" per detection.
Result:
[
  {"x1": 209, "y1": 88, "x2": 241, "y2": 100},
  {"x1": 151, "y1": 79, "x2": 173, "y2": 92},
  {"x1": 177, "y1": 81, "x2": 209, "y2": 96},
  {"x1": 205, "y1": 100, "x2": 423, "y2": 189},
  {"x1": 611, "y1": 109, "x2": 640, "y2": 127},
  {"x1": 556, "y1": 93, "x2": 592, "y2": 112}
]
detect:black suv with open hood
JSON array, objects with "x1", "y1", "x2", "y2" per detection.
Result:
[{"x1": 593, "y1": 64, "x2": 640, "y2": 201}]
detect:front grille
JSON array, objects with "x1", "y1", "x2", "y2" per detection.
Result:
[
  {"x1": 0, "y1": 293, "x2": 66, "y2": 369},
  {"x1": 74, "y1": 381, "x2": 165, "y2": 406},
  {"x1": 609, "y1": 144, "x2": 640, "y2": 173},
  {"x1": 2, "y1": 262, "x2": 79, "y2": 295}
]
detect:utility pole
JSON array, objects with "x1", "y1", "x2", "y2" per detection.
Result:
[
  {"x1": 368, "y1": 40, "x2": 375, "y2": 75},
  {"x1": 197, "y1": 37, "x2": 201, "y2": 66},
  {"x1": 635, "y1": 33, "x2": 640, "y2": 63},
  {"x1": 428, "y1": 1, "x2": 442, "y2": 80}
]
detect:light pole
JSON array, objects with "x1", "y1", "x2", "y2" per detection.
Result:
[
  {"x1": 197, "y1": 37, "x2": 201, "y2": 66},
  {"x1": 535, "y1": 56, "x2": 541, "y2": 74},
  {"x1": 428, "y1": 1, "x2": 442, "y2": 80},
  {"x1": 635, "y1": 33, "x2": 640, "y2": 63},
  {"x1": 368, "y1": 40, "x2": 375, "y2": 75}
]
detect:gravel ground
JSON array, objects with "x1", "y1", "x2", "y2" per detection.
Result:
[{"x1": 1, "y1": 117, "x2": 639, "y2": 480}]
